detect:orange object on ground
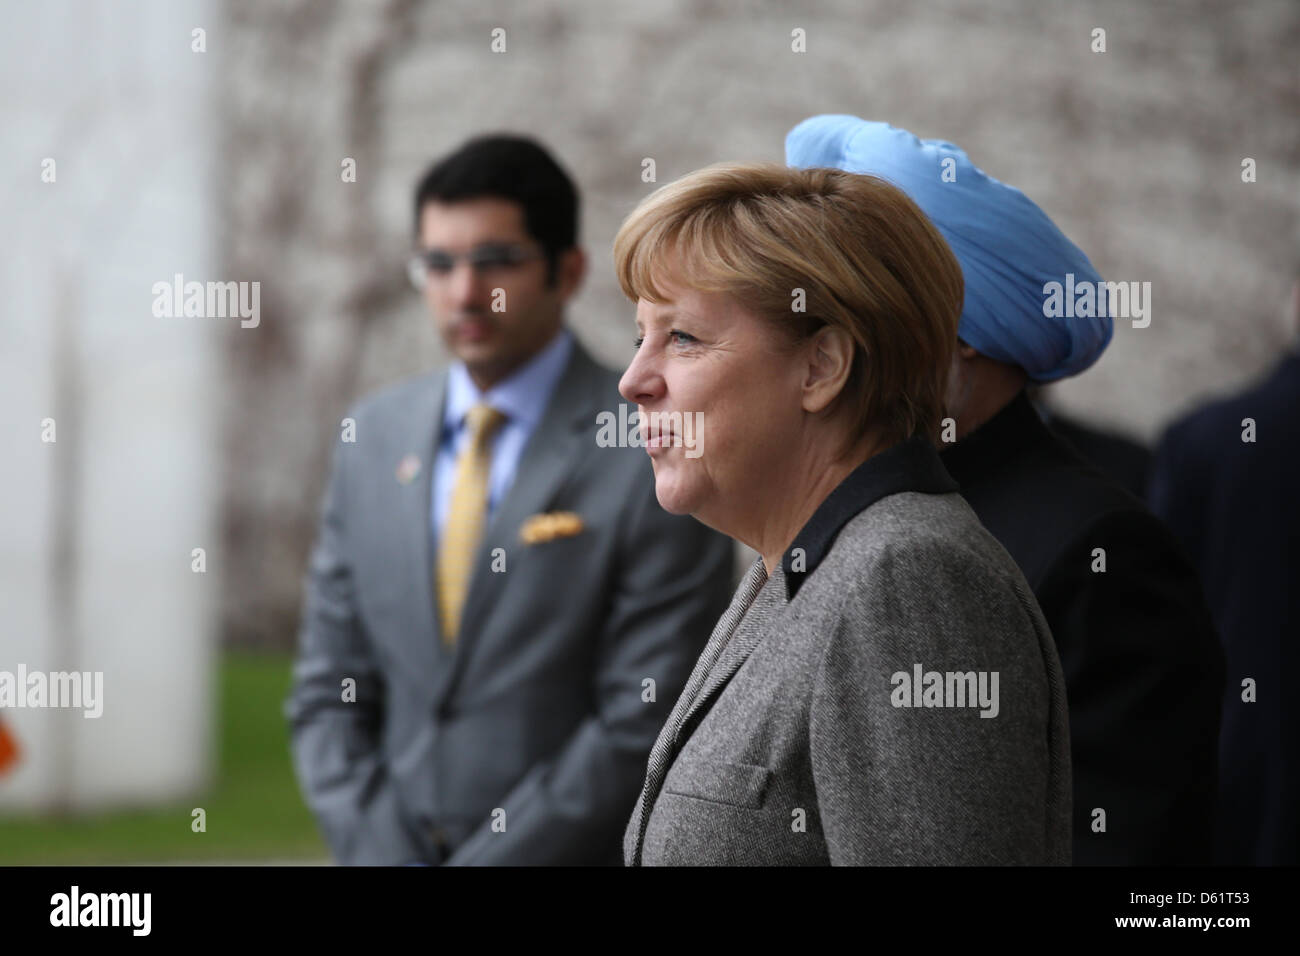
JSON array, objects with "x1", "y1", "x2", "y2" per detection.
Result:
[{"x1": 0, "y1": 717, "x2": 21, "y2": 775}]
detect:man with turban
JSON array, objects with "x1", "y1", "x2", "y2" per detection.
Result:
[{"x1": 787, "y1": 115, "x2": 1224, "y2": 866}]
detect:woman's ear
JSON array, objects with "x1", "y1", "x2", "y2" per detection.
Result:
[{"x1": 801, "y1": 325, "x2": 856, "y2": 414}]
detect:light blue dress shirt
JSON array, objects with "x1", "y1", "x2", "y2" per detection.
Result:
[{"x1": 433, "y1": 327, "x2": 574, "y2": 543}]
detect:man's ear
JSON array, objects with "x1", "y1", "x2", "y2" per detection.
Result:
[
  {"x1": 801, "y1": 325, "x2": 856, "y2": 414},
  {"x1": 556, "y1": 246, "x2": 587, "y2": 300},
  {"x1": 956, "y1": 338, "x2": 979, "y2": 361}
]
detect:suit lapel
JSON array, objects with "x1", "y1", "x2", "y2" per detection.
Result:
[
  {"x1": 678, "y1": 567, "x2": 785, "y2": 733},
  {"x1": 430, "y1": 342, "x2": 605, "y2": 711},
  {"x1": 628, "y1": 557, "x2": 774, "y2": 864},
  {"x1": 393, "y1": 370, "x2": 450, "y2": 674}
]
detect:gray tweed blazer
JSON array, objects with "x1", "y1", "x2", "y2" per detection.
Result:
[{"x1": 623, "y1": 466, "x2": 1072, "y2": 866}]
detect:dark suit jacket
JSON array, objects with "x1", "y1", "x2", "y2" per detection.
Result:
[
  {"x1": 941, "y1": 391, "x2": 1224, "y2": 865},
  {"x1": 285, "y1": 336, "x2": 734, "y2": 865},
  {"x1": 1044, "y1": 410, "x2": 1152, "y2": 501},
  {"x1": 1150, "y1": 353, "x2": 1300, "y2": 865}
]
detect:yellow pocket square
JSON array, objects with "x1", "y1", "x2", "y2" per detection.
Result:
[{"x1": 519, "y1": 511, "x2": 585, "y2": 545}]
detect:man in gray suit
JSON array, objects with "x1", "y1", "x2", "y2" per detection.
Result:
[{"x1": 285, "y1": 134, "x2": 733, "y2": 865}]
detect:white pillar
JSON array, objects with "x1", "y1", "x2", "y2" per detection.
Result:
[{"x1": 0, "y1": 0, "x2": 218, "y2": 812}]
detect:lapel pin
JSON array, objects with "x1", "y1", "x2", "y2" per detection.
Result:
[{"x1": 396, "y1": 454, "x2": 421, "y2": 485}]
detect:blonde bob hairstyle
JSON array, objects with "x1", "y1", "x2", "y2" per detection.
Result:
[{"x1": 613, "y1": 162, "x2": 963, "y2": 448}]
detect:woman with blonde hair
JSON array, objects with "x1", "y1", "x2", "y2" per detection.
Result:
[{"x1": 616, "y1": 162, "x2": 1071, "y2": 866}]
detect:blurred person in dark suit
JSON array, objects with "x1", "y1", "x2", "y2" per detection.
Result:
[
  {"x1": 788, "y1": 116, "x2": 1224, "y2": 865},
  {"x1": 286, "y1": 135, "x2": 733, "y2": 865},
  {"x1": 1149, "y1": 276, "x2": 1300, "y2": 866},
  {"x1": 1031, "y1": 388, "x2": 1152, "y2": 501}
]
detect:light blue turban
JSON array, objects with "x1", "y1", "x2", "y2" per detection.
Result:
[{"x1": 785, "y1": 115, "x2": 1112, "y2": 382}]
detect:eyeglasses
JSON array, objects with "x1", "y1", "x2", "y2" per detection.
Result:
[{"x1": 407, "y1": 243, "x2": 544, "y2": 290}]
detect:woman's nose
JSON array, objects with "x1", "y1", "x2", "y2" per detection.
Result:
[{"x1": 619, "y1": 347, "x2": 664, "y2": 405}]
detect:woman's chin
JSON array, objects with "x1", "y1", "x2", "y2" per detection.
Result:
[{"x1": 652, "y1": 474, "x2": 700, "y2": 516}]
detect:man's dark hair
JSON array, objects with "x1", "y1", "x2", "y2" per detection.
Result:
[{"x1": 413, "y1": 134, "x2": 579, "y2": 286}]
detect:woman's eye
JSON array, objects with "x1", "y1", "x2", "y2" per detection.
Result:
[{"x1": 633, "y1": 330, "x2": 695, "y2": 350}]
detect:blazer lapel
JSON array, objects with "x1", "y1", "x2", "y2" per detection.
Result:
[
  {"x1": 393, "y1": 370, "x2": 450, "y2": 674},
  {"x1": 628, "y1": 557, "x2": 774, "y2": 865},
  {"x1": 678, "y1": 565, "x2": 786, "y2": 733},
  {"x1": 430, "y1": 342, "x2": 605, "y2": 711}
]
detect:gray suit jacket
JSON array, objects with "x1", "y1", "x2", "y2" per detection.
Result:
[
  {"x1": 624, "y1": 489, "x2": 1072, "y2": 866},
  {"x1": 286, "y1": 337, "x2": 733, "y2": 865}
]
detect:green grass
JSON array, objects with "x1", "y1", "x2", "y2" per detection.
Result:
[{"x1": 0, "y1": 651, "x2": 329, "y2": 864}]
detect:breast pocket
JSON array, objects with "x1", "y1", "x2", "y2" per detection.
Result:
[{"x1": 663, "y1": 760, "x2": 772, "y2": 809}]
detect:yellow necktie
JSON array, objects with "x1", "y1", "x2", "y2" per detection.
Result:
[{"x1": 437, "y1": 403, "x2": 506, "y2": 646}]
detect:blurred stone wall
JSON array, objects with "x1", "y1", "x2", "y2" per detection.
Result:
[{"x1": 219, "y1": 0, "x2": 1299, "y2": 647}]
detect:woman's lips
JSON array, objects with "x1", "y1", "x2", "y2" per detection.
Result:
[{"x1": 642, "y1": 422, "x2": 678, "y2": 450}]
